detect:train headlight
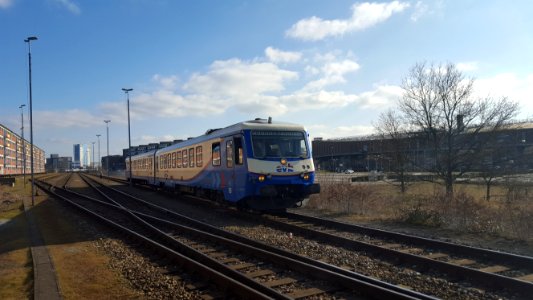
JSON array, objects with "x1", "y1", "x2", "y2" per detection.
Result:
[
  {"x1": 280, "y1": 158, "x2": 287, "y2": 165},
  {"x1": 258, "y1": 175, "x2": 266, "y2": 182},
  {"x1": 301, "y1": 173, "x2": 310, "y2": 180}
]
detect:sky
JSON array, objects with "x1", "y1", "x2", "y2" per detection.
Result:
[{"x1": 1, "y1": 0, "x2": 532, "y2": 158}]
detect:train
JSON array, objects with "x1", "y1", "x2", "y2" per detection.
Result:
[{"x1": 126, "y1": 118, "x2": 320, "y2": 210}]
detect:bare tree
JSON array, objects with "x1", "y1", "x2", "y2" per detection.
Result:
[
  {"x1": 399, "y1": 62, "x2": 519, "y2": 197},
  {"x1": 374, "y1": 110, "x2": 412, "y2": 193}
]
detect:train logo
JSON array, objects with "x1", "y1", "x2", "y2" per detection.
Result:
[{"x1": 276, "y1": 163, "x2": 294, "y2": 173}]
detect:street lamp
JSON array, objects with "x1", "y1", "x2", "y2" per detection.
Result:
[
  {"x1": 104, "y1": 120, "x2": 111, "y2": 176},
  {"x1": 96, "y1": 134, "x2": 101, "y2": 171},
  {"x1": 25, "y1": 36, "x2": 37, "y2": 206},
  {"x1": 91, "y1": 142, "x2": 95, "y2": 171},
  {"x1": 19, "y1": 104, "x2": 26, "y2": 186},
  {"x1": 122, "y1": 88, "x2": 133, "y2": 186}
]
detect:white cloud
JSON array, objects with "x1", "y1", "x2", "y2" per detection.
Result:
[
  {"x1": 136, "y1": 135, "x2": 181, "y2": 145},
  {"x1": 474, "y1": 73, "x2": 533, "y2": 119},
  {"x1": 410, "y1": 0, "x2": 444, "y2": 22},
  {"x1": 456, "y1": 61, "x2": 479, "y2": 72},
  {"x1": 309, "y1": 124, "x2": 376, "y2": 139},
  {"x1": 282, "y1": 90, "x2": 359, "y2": 109},
  {"x1": 54, "y1": 0, "x2": 81, "y2": 15},
  {"x1": 0, "y1": 0, "x2": 13, "y2": 9},
  {"x1": 119, "y1": 59, "x2": 298, "y2": 118},
  {"x1": 265, "y1": 47, "x2": 302, "y2": 64},
  {"x1": 281, "y1": 84, "x2": 401, "y2": 111},
  {"x1": 152, "y1": 74, "x2": 179, "y2": 90},
  {"x1": 357, "y1": 84, "x2": 403, "y2": 108},
  {"x1": 36, "y1": 109, "x2": 102, "y2": 128},
  {"x1": 286, "y1": 1, "x2": 410, "y2": 41},
  {"x1": 184, "y1": 58, "x2": 298, "y2": 98},
  {"x1": 303, "y1": 59, "x2": 360, "y2": 91}
]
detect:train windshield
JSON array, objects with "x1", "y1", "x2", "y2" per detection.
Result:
[{"x1": 251, "y1": 131, "x2": 308, "y2": 158}]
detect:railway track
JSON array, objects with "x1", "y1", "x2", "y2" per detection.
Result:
[
  {"x1": 100, "y1": 173, "x2": 533, "y2": 299},
  {"x1": 256, "y1": 211, "x2": 533, "y2": 298},
  {"x1": 36, "y1": 173, "x2": 430, "y2": 299}
]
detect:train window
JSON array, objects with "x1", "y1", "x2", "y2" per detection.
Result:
[
  {"x1": 196, "y1": 146, "x2": 202, "y2": 167},
  {"x1": 159, "y1": 156, "x2": 163, "y2": 169},
  {"x1": 172, "y1": 152, "x2": 176, "y2": 168},
  {"x1": 234, "y1": 137, "x2": 243, "y2": 165},
  {"x1": 226, "y1": 140, "x2": 233, "y2": 168},
  {"x1": 168, "y1": 153, "x2": 172, "y2": 168},
  {"x1": 182, "y1": 149, "x2": 188, "y2": 168},
  {"x1": 189, "y1": 148, "x2": 194, "y2": 167},
  {"x1": 212, "y1": 143, "x2": 221, "y2": 166},
  {"x1": 177, "y1": 151, "x2": 182, "y2": 168}
]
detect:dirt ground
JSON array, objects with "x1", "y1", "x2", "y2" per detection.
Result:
[{"x1": 0, "y1": 178, "x2": 141, "y2": 299}]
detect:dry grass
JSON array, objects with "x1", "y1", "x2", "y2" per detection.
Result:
[
  {"x1": 308, "y1": 176, "x2": 533, "y2": 241},
  {"x1": 0, "y1": 178, "x2": 32, "y2": 299},
  {"x1": 33, "y1": 194, "x2": 141, "y2": 299}
]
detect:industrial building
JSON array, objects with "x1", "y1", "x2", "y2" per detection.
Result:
[
  {"x1": 312, "y1": 121, "x2": 533, "y2": 173},
  {"x1": 0, "y1": 123, "x2": 45, "y2": 175},
  {"x1": 45, "y1": 154, "x2": 73, "y2": 173}
]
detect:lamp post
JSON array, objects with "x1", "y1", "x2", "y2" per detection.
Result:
[
  {"x1": 92, "y1": 142, "x2": 95, "y2": 171},
  {"x1": 96, "y1": 134, "x2": 101, "y2": 172},
  {"x1": 122, "y1": 88, "x2": 133, "y2": 186},
  {"x1": 104, "y1": 120, "x2": 111, "y2": 176},
  {"x1": 25, "y1": 36, "x2": 37, "y2": 206},
  {"x1": 19, "y1": 104, "x2": 26, "y2": 186}
]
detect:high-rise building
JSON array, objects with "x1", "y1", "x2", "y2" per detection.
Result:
[
  {"x1": 73, "y1": 144, "x2": 92, "y2": 169},
  {"x1": 73, "y1": 144, "x2": 81, "y2": 169}
]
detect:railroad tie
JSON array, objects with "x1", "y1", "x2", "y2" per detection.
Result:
[
  {"x1": 220, "y1": 257, "x2": 240, "y2": 264},
  {"x1": 228, "y1": 262, "x2": 255, "y2": 270},
  {"x1": 424, "y1": 252, "x2": 449, "y2": 259},
  {"x1": 288, "y1": 287, "x2": 334, "y2": 299},
  {"x1": 516, "y1": 273, "x2": 533, "y2": 282},
  {"x1": 449, "y1": 258, "x2": 476, "y2": 266},
  {"x1": 478, "y1": 265, "x2": 510, "y2": 273},
  {"x1": 263, "y1": 277, "x2": 298, "y2": 288},
  {"x1": 246, "y1": 269, "x2": 275, "y2": 278},
  {"x1": 380, "y1": 243, "x2": 403, "y2": 249}
]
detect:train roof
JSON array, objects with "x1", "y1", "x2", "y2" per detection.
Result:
[
  {"x1": 213, "y1": 118, "x2": 306, "y2": 134},
  {"x1": 152, "y1": 118, "x2": 307, "y2": 155}
]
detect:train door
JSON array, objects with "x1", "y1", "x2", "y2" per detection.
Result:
[{"x1": 224, "y1": 135, "x2": 245, "y2": 201}]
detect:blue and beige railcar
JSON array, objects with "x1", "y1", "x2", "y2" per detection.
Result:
[{"x1": 126, "y1": 118, "x2": 320, "y2": 210}]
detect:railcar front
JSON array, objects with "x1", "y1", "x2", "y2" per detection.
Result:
[{"x1": 239, "y1": 125, "x2": 320, "y2": 210}]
